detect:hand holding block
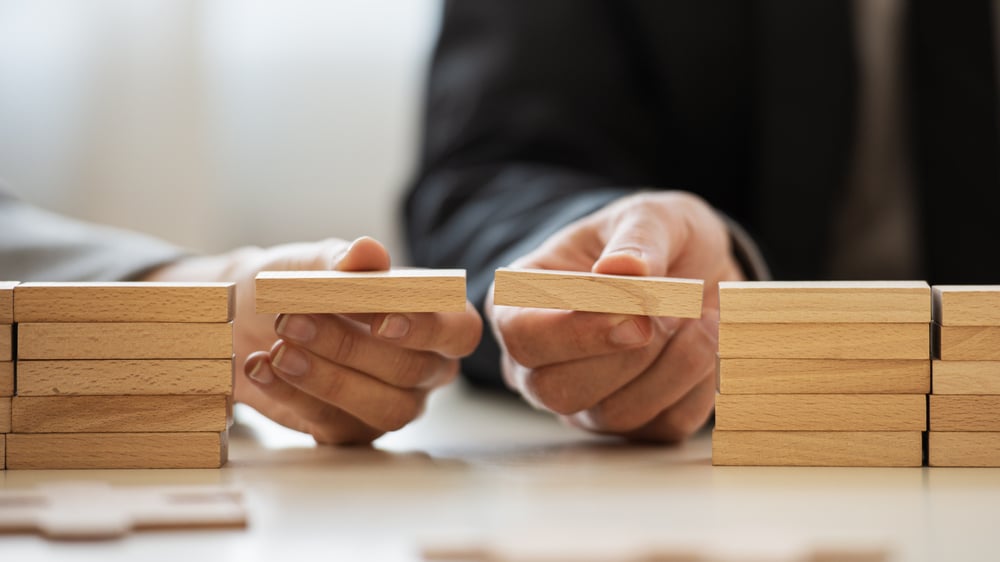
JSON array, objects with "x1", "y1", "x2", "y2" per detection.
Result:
[
  {"x1": 719, "y1": 281, "x2": 930, "y2": 323},
  {"x1": 13, "y1": 282, "x2": 234, "y2": 323},
  {"x1": 255, "y1": 270, "x2": 467, "y2": 313},
  {"x1": 933, "y1": 285, "x2": 1000, "y2": 326},
  {"x1": 0, "y1": 281, "x2": 16, "y2": 323},
  {"x1": 493, "y1": 268, "x2": 703, "y2": 317}
]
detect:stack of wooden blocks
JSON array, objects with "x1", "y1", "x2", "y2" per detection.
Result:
[
  {"x1": 929, "y1": 286, "x2": 1000, "y2": 467},
  {"x1": 3, "y1": 282, "x2": 234, "y2": 470},
  {"x1": 713, "y1": 281, "x2": 931, "y2": 467},
  {"x1": 0, "y1": 282, "x2": 15, "y2": 469}
]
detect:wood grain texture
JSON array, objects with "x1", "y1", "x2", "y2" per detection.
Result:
[
  {"x1": 13, "y1": 282, "x2": 234, "y2": 323},
  {"x1": 0, "y1": 324, "x2": 10, "y2": 362},
  {"x1": 0, "y1": 281, "x2": 15, "y2": 324},
  {"x1": 255, "y1": 269, "x2": 467, "y2": 313},
  {"x1": 932, "y1": 360, "x2": 1000, "y2": 394},
  {"x1": 0, "y1": 397, "x2": 9, "y2": 433},
  {"x1": 933, "y1": 285, "x2": 1000, "y2": 326},
  {"x1": 5, "y1": 431, "x2": 228, "y2": 469},
  {"x1": 0, "y1": 362, "x2": 11, "y2": 397},
  {"x1": 718, "y1": 323, "x2": 930, "y2": 359},
  {"x1": 712, "y1": 430, "x2": 923, "y2": 467},
  {"x1": 936, "y1": 324, "x2": 1000, "y2": 360},
  {"x1": 493, "y1": 267, "x2": 703, "y2": 317},
  {"x1": 928, "y1": 432, "x2": 1000, "y2": 467},
  {"x1": 714, "y1": 394, "x2": 927, "y2": 431},
  {"x1": 930, "y1": 395, "x2": 1000, "y2": 431},
  {"x1": 16, "y1": 359, "x2": 233, "y2": 396},
  {"x1": 717, "y1": 358, "x2": 929, "y2": 394},
  {"x1": 17, "y1": 322, "x2": 233, "y2": 360},
  {"x1": 12, "y1": 395, "x2": 231, "y2": 433},
  {"x1": 719, "y1": 281, "x2": 930, "y2": 323},
  {"x1": 0, "y1": 434, "x2": 4, "y2": 470}
]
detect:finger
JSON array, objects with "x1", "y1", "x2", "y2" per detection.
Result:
[
  {"x1": 623, "y1": 373, "x2": 717, "y2": 443},
  {"x1": 275, "y1": 313, "x2": 459, "y2": 389},
  {"x1": 269, "y1": 339, "x2": 428, "y2": 432},
  {"x1": 371, "y1": 301, "x2": 483, "y2": 358},
  {"x1": 591, "y1": 202, "x2": 674, "y2": 278},
  {"x1": 334, "y1": 236, "x2": 391, "y2": 272}
]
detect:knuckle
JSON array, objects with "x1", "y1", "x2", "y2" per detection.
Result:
[
  {"x1": 331, "y1": 327, "x2": 361, "y2": 365},
  {"x1": 524, "y1": 370, "x2": 580, "y2": 415},
  {"x1": 590, "y1": 401, "x2": 648, "y2": 433},
  {"x1": 390, "y1": 352, "x2": 434, "y2": 388}
]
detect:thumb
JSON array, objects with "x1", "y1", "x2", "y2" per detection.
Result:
[
  {"x1": 591, "y1": 211, "x2": 672, "y2": 278},
  {"x1": 334, "y1": 236, "x2": 391, "y2": 272}
]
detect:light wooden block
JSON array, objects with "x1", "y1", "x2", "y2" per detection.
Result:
[
  {"x1": 936, "y1": 324, "x2": 1000, "y2": 360},
  {"x1": 493, "y1": 267, "x2": 703, "y2": 317},
  {"x1": 12, "y1": 395, "x2": 231, "y2": 433},
  {"x1": 712, "y1": 430, "x2": 923, "y2": 467},
  {"x1": 0, "y1": 324, "x2": 10, "y2": 362},
  {"x1": 0, "y1": 396, "x2": 9, "y2": 433},
  {"x1": 0, "y1": 281, "x2": 16, "y2": 324},
  {"x1": 0, "y1": 362, "x2": 11, "y2": 397},
  {"x1": 933, "y1": 285, "x2": 1000, "y2": 326},
  {"x1": 930, "y1": 395, "x2": 1000, "y2": 431},
  {"x1": 718, "y1": 323, "x2": 930, "y2": 359},
  {"x1": 16, "y1": 359, "x2": 233, "y2": 396},
  {"x1": 6, "y1": 432, "x2": 228, "y2": 469},
  {"x1": 714, "y1": 394, "x2": 926, "y2": 431},
  {"x1": 717, "y1": 358, "x2": 929, "y2": 394},
  {"x1": 256, "y1": 269, "x2": 467, "y2": 313},
  {"x1": 0, "y1": 434, "x2": 4, "y2": 470},
  {"x1": 17, "y1": 322, "x2": 232, "y2": 360},
  {"x1": 13, "y1": 282, "x2": 234, "y2": 323},
  {"x1": 932, "y1": 360, "x2": 1000, "y2": 394},
  {"x1": 929, "y1": 432, "x2": 1000, "y2": 467},
  {"x1": 719, "y1": 281, "x2": 930, "y2": 323}
]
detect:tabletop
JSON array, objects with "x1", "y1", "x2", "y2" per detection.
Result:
[{"x1": 1, "y1": 381, "x2": 999, "y2": 562}]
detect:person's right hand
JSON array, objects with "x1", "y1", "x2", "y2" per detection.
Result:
[{"x1": 486, "y1": 192, "x2": 744, "y2": 442}]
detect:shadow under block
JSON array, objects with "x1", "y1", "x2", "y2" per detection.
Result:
[
  {"x1": 16, "y1": 359, "x2": 233, "y2": 396},
  {"x1": 719, "y1": 281, "x2": 930, "y2": 323},
  {"x1": 17, "y1": 322, "x2": 233, "y2": 360},
  {"x1": 718, "y1": 323, "x2": 930, "y2": 359},
  {"x1": 0, "y1": 397, "x2": 9, "y2": 432},
  {"x1": 717, "y1": 358, "x2": 930, "y2": 394},
  {"x1": 0, "y1": 362, "x2": 11, "y2": 396},
  {"x1": 0, "y1": 324, "x2": 9, "y2": 362},
  {"x1": 12, "y1": 395, "x2": 231, "y2": 433},
  {"x1": 933, "y1": 285, "x2": 1000, "y2": 326},
  {"x1": 13, "y1": 282, "x2": 235, "y2": 323},
  {"x1": 493, "y1": 268, "x2": 703, "y2": 317},
  {"x1": 932, "y1": 360, "x2": 1000, "y2": 394},
  {"x1": 930, "y1": 395, "x2": 1000, "y2": 431},
  {"x1": 255, "y1": 269, "x2": 467, "y2": 313},
  {"x1": 0, "y1": 281, "x2": 15, "y2": 324},
  {"x1": 936, "y1": 324, "x2": 1000, "y2": 360},
  {"x1": 928, "y1": 432, "x2": 1000, "y2": 467},
  {"x1": 712, "y1": 431, "x2": 923, "y2": 467},
  {"x1": 714, "y1": 394, "x2": 926, "y2": 431},
  {"x1": 5, "y1": 432, "x2": 228, "y2": 469}
]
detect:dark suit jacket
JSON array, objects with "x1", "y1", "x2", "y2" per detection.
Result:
[{"x1": 405, "y1": 0, "x2": 1000, "y2": 387}]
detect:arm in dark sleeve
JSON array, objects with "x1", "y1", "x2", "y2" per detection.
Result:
[{"x1": 0, "y1": 190, "x2": 187, "y2": 282}]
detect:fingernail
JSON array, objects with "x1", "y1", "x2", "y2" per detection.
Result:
[
  {"x1": 378, "y1": 314, "x2": 410, "y2": 339},
  {"x1": 276, "y1": 314, "x2": 317, "y2": 343},
  {"x1": 609, "y1": 319, "x2": 646, "y2": 346},
  {"x1": 272, "y1": 343, "x2": 310, "y2": 376},
  {"x1": 247, "y1": 361, "x2": 274, "y2": 384}
]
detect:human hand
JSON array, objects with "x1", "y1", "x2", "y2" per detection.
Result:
[
  {"x1": 487, "y1": 192, "x2": 743, "y2": 442},
  {"x1": 146, "y1": 237, "x2": 482, "y2": 444}
]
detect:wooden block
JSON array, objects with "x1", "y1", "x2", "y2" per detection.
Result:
[
  {"x1": 712, "y1": 430, "x2": 923, "y2": 467},
  {"x1": 6, "y1": 432, "x2": 229, "y2": 470},
  {"x1": 0, "y1": 324, "x2": 10, "y2": 362},
  {"x1": 13, "y1": 282, "x2": 234, "y2": 323},
  {"x1": 17, "y1": 322, "x2": 232, "y2": 360},
  {"x1": 16, "y1": 359, "x2": 233, "y2": 396},
  {"x1": 493, "y1": 267, "x2": 703, "y2": 317},
  {"x1": 930, "y1": 395, "x2": 1000, "y2": 431},
  {"x1": 929, "y1": 432, "x2": 1000, "y2": 467},
  {"x1": 12, "y1": 395, "x2": 230, "y2": 433},
  {"x1": 0, "y1": 362, "x2": 12, "y2": 397},
  {"x1": 0, "y1": 434, "x2": 4, "y2": 470},
  {"x1": 932, "y1": 360, "x2": 1000, "y2": 394},
  {"x1": 933, "y1": 285, "x2": 1000, "y2": 326},
  {"x1": 719, "y1": 281, "x2": 930, "y2": 323},
  {"x1": 714, "y1": 394, "x2": 926, "y2": 431},
  {"x1": 255, "y1": 269, "x2": 467, "y2": 313},
  {"x1": 718, "y1": 323, "x2": 929, "y2": 359},
  {"x1": 0, "y1": 281, "x2": 16, "y2": 324},
  {"x1": 0, "y1": 396, "x2": 9, "y2": 433},
  {"x1": 936, "y1": 324, "x2": 1000, "y2": 360},
  {"x1": 717, "y1": 358, "x2": 929, "y2": 394}
]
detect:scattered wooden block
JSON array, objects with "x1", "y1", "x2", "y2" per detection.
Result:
[
  {"x1": 717, "y1": 358, "x2": 929, "y2": 394},
  {"x1": 493, "y1": 268, "x2": 703, "y2": 317},
  {"x1": 0, "y1": 362, "x2": 11, "y2": 397},
  {"x1": 0, "y1": 324, "x2": 10, "y2": 362},
  {"x1": 16, "y1": 359, "x2": 233, "y2": 396},
  {"x1": 719, "y1": 281, "x2": 930, "y2": 323},
  {"x1": 0, "y1": 396, "x2": 9, "y2": 433},
  {"x1": 256, "y1": 269, "x2": 467, "y2": 313},
  {"x1": 0, "y1": 281, "x2": 16, "y2": 324},
  {"x1": 17, "y1": 322, "x2": 233, "y2": 360},
  {"x1": 0, "y1": 482, "x2": 244, "y2": 537},
  {"x1": 13, "y1": 282, "x2": 234, "y2": 323},
  {"x1": 718, "y1": 323, "x2": 929, "y2": 359},
  {"x1": 933, "y1": 285, "x2": 1000, "y2": 326},
  {"x1": 714, "y1": 394, "x2": 926, "y2": 431},
  {"x1": 928, "y1": 432, "x2": 1000, "y2": 467},
  {"x1": 712, "y1": 430, "x2": 923, "y2": 467},
  {"x1": 932, "y1": 360, "x2": 1000, "y2": 394},
  {"x1": 12, "y1": 395, "x2": 231, "y2": 433},
  {"x1": 936, "y1": 324, "x2": 1000, "y2": 360},
  {"x1": 929, "y1": 395, "x2": 1000, "y2": 431}
]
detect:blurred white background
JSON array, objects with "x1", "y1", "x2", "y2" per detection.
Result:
[{"x1": 0, "y1": 0, "x2": 442, "y2": 261}]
